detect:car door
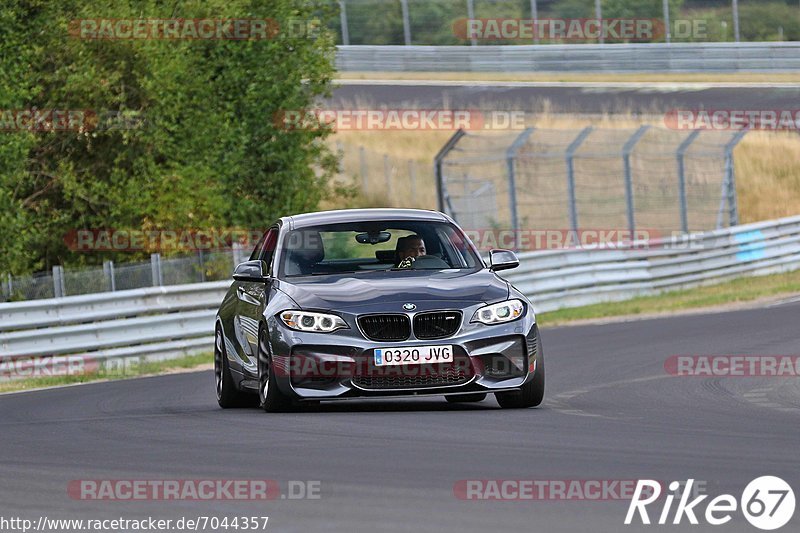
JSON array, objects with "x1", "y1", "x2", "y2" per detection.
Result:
[{"x1": 234, "y1": 226, "x2": 279, "y2": 377}]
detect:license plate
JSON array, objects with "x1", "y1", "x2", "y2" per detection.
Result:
[{"x1": 374, "y1": 345, "x2": 454, "y2": 366}]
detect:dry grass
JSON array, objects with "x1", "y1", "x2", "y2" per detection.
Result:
[
  {"x1": 735, "y1": 131, "x2": 800, "y2": 223},
  {"x1": 327, "y1": 112, "x2": 800, "y2": 223}
]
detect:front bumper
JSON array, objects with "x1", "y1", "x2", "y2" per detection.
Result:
[{"x1": 267, "y1": 313, "x2": 541, "y2": 400}]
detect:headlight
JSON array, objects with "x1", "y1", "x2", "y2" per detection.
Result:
[
  {"x1": 471, "y1": 299, "x2": 525, "y2": 325},
  {"x1": 279, "y1": 310, "x2": 349, "y2": 332}
]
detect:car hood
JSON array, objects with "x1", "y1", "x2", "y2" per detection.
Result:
[{"x1": 276, "y1": 269, "x2": 509, "y2": 312}]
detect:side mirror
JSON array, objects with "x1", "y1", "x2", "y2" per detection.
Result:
[
  {"x1": 233, "y1": 260, "x2": 269, "y2": 282},
  {"x1": 488, "y1": 249, "x2": 519, "y2": 272}
]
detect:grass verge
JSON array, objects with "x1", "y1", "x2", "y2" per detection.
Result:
[
  {"x1": 537, "y1": 269, "x2": 800, "y2": 327},
  {"x1": 0, "y1": 352, "x2": 211, "y2": 394}
]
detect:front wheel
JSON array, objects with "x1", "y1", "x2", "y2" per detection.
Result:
[
  {"x1": 258, "y1": 327, "x2": 295, "y2": 413},
  {"x1": 215, "y1": 326, "x2": 254, "y2": 408},
  {"x1": 495, "y1": 354, "x2": 545, "y2": 409}
]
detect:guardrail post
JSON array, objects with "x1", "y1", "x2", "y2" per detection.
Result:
[
  {"x1": 506, "y1": 128, "x2": 535, "y2": 249},
  {"x1": 530, "y1": 0, "x2": 539, "y2": 43},
  {"x1": 434, "y1": 129, "x2": 467, "y2": 215},
  {"x1": 339, "y1": 0, "x2": 349, "y2": 45},
  {"x1": 359, "y1": 146, "x2": 368, "y2": 192},
  {"x1": 565, "y1": 127, "x2": 593, "y2": 233},
  {"x1": 6, "y1": 273, "x2": 12, "y2": 299},
  {"x1": 676, "y1": 130, "x2": 701, "y2": 233},
  {"x1": 400, "y1": 0, "x2": 411, "y2": 45},
  {"x1": 53, "y1": 265, "x2": 65, "y2": 298},
  {"x1": 718, "y1": 128, "x2": 748, "y2": 228},
  {"x1": 150, "y1": 253, "x2": 163, "y2": 287},
  {"x1": 622, "y1": 126, "x2": 650, "y2": 237},
  {"x1": 103, "y1": 260, "x2": 116, "y2": 292}
]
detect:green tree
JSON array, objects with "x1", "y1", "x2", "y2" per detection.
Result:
[{"x1": 0, "y1": 0, "x2": 338, "y2": 273}]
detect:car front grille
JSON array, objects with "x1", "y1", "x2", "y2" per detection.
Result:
[
  {"x1": 413, "y1": 311, "x2": 462, "y2": 340},
  {"x1": 358, "y1": 314, "x2": 411, "y2": 342},
  {"x1": 352, "y1": 361, "x2": 473, "y2": 390}
]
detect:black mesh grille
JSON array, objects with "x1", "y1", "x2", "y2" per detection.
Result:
[
  {"x1": 413, "y1": 311, "x2": 462, "y2": 340},
  {"x1": 352, "y1": 362, "x2": 472, "y2": 390},
  {"x1": 358, "y1": 314, "x2": 411, "y2": 342}
]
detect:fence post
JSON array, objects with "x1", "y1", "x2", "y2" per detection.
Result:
[
  {"x1": 506, "y1": 128, "x2": 535, "y2": 249},
  {"x1": 339, "y1": 0, "x2": 350, "y2": 45},
  {"x1": 719, "y1": 128, "x2": 748, "y2": 228},
  {"x1": 467, "y1": 0, "x2": 477, "y2": 46},
  {"x1": 150, "y1": 253, "x2": 163, "y2": 287},
  {"x1": 359, "y1": 146, "x2": 368, "y2": 192},
  {"x1": 400, "y1": 0, "x2": 411, "y2": 45},
  {"x1": 232, "y1": 242, "x2": 243, "y2": 271},
  {"x1": 383, "y1": 154, "x2": 392, "y2": 199},
  {"x1": 408, "y1": 159, "x2": 417, "y2": 201},
  {"x1": 53, "y1": 265, "x2": 65, "y2": 298},
  {"x1": 622, "y1": 125, "x2": 650, "y2": 237},
  {"x1": 676, "y1": 130, "x2": 701, "y2": 233},
  {"x1": 434, "y1": 129, "x2": 467, "y2": 215},
  {"x1": 565, "y1": 127, "x2": 594, "y2": 233},
  {"x1": 103, "y1": 260, "x2": 116, "y2": 292},
  {"x1": 6, "y1": 273, "x2": 13, "y2": 299},
  {"x1": 198, "y1": 250, "x2": 206, "y2": 283},
  {"x1": 595, "y1": 0, "x2": 603, "y2": 44}
]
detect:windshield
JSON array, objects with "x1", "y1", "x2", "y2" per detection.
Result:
[{"x1": 279, "y1": 220, "x2": 482, "y2": 278}]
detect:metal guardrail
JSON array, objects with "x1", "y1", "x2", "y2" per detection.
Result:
[
  {"x1": 502, "y1": 214, "x2": 800, "y2": 312},
  {"x1": 336, "y1": 42, "x2": 800, "y2": 72},
  {"x1": 2, "y1": 214, "x2": 800, "y2": 374}
]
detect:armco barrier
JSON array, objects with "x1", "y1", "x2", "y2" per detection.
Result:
[
  {"x1": 336, "y1": 42, "x2": 800, "y2": 73},
  {"x1": 1, "y1": 214, "x2": 800, "y2": 373}
]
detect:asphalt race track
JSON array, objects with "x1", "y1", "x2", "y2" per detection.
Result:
[
  {"x1": 1, "y1": 301, "x2": 798, "y2": 533},
  {"x1": 331, "y1": 81, "x2": 800, "y2": 116}
]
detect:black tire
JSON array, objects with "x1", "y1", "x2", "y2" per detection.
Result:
[
  {"x1": 495, "y1": 353, "x2": 545, "y2": 409},
  {"x1": 215, "y1": 326, "x2": 254, "y2": 408},
  {"x1": 258, "y1": 326, "x2": 295, "y2": 413},
  {"x1": 445, "y1": 393, "x2": 487, "y2": 403}
]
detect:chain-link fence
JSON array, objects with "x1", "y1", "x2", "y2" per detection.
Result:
[
  {"x1": 334, "y1": 141, "x2": 436, "y2": 209},
  {"x1": 1, "y1": 251, "x2": 239, "y2": 303},
  {"x1": 435, "y1": 126, "x2": 748, "y2": 240},
  {"x1": 330, "y1": 0, "x2": 799, "y2": 46}
]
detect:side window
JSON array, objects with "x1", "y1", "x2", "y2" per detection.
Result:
[{"x1": 249, "y1": 227, "x2": 278, "y2": 260}]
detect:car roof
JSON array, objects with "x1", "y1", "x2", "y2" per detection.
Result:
[{"x1": 283, "y1": 208, "x2": 450, "y2": 230}]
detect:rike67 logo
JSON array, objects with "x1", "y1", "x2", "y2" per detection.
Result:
[{"x1": 626, "y1": 477, "x2": 795, "y2": 530}]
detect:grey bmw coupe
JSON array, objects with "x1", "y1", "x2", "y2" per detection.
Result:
[{"x1": 214, "y1": 208, "x2": 544, "y2": 412}]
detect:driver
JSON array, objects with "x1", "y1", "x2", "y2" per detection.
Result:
[{"x1": 395, "y1": 235, "x2": 426, "y2": 268}]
